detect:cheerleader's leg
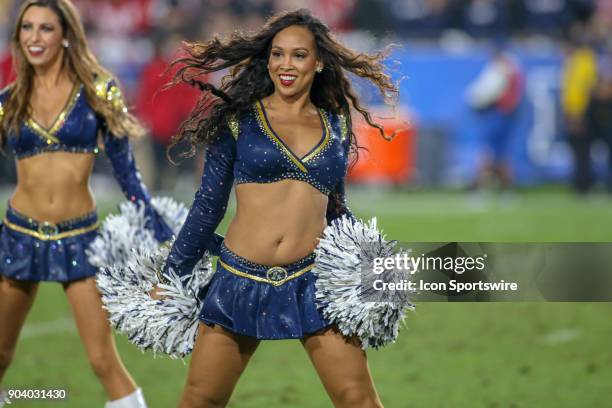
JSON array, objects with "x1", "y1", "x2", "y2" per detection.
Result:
[
  {"x1": 0, "y1": 278, "x2": 38, "y2": 384},
  {"x1": 302, "y1": 327, "x2": 383, "y2": 408},
  {"x1": 179, "y1": 324, "x2": 259, "y2": 408},
  {"x1": 63, "y1": 277, "x2": 145, "y2": 406}
]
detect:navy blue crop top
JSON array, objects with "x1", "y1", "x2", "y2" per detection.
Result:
[
  {"x1": 163, "y1": 101, "x2": 355, "y2": 278},
  {"x1": 0, "y1": 76, "x2": 172, "y2": 242},
  {"x1": 1, "y1": 77, "x2": 123, "y2": 158},
  {"x1": 234, "y1": 100, "x2": 348, "y2": 195}
]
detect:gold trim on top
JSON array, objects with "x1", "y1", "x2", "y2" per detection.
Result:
[
  {"x1": 26, "y1": 82, "x2": 81, "y2": 145},
  {"x1": 219, "y1": 259, "x2": 314, "y2": 287},
  {"x1": 227, "y1": 113, "x2": 240, "y2": 140},
  {"x1": 106, "y1": 83, "x2": 128, "y2": 113},
  {"x1": 48, "y1": 83, "x2": 80, "y2": 134},
  {"x1": 94, "y1": 75, "x2": 110, "y2": 99},
  {"x1": 255, "y1": 101, "x2": 308, "y2": 173},
  {"x1": 2, "y1": 218, "x2": 99, "y2": 241},
  {"x1": 94, "y1": 75, "x2": 127, "y2": 113},
  {"x1": 337, "y1": 113, "x2": 349, "y2": 142},
  {"x1": 301, "y1": 109, "x2": 330, "y2": 163},
  {"x1": 25, "y1": 120, "x2": 61, "y2": 144}
]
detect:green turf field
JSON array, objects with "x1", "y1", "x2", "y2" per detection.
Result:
[{"x1": 2, "y1": 189, "x2": 612, "y2": 407}]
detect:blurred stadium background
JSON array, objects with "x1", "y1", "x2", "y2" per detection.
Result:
[{"x1": 1, "y1": 0, "x2": 612, "y2": 407}]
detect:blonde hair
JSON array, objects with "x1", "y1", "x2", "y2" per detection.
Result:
[{"x1": 0, "y1": 0, "x2": 144, "y2": 146}]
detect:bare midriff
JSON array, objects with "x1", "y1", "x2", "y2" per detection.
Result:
[
  {"x1": 224, "y1": 180, "x2": 328, "y2": 266},
  {"x1": 9, "y1": 151, "x2": 96, "y2": 223}
]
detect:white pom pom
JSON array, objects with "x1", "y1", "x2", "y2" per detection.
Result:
[
  {"x1": 312, "y1": 216, "x2": 415, "y2": 349},
  {"x1": 87, "y1": 197, "x2": 189, "y2": 269},
  {"x1": 88, "y1": 196, "x2": 212, "y2": 358},
  {"x1": 96, "y1": 245, "x2": 214, "y2": 358}
]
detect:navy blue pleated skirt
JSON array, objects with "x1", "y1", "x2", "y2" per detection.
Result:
[
  {"x1": 199, "y1": 243, "x2": 330, "y2": 339},
  {"x1": 0, "y1": 205, "x2": 99, "y2": 282}
]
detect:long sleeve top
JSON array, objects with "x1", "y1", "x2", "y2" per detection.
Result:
[
  {"x1": 163, "y1": 101, "x2": 354, "y2": 277},
  {"x1": 0, "y1": 75, "x2": 172, "y2": 241}
]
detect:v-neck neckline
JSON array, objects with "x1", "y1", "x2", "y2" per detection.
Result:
[
  {"x1": 256, "y1": 100, "x2": 330, "y2": 167},
  {"x1": 27, "y1": 82, "x2": 81, "y2": 144}
]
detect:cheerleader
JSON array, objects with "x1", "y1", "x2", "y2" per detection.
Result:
[
  {"x1": 100, "y1": 9, "x2": 414, "y2": 408},
  {"x1": 0, "y1": 1, "x2": 172, "y2": 407}
]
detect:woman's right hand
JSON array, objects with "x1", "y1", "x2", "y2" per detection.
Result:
[{"x1": 149, "y1": 285, "x2": 166, "y2": 300}]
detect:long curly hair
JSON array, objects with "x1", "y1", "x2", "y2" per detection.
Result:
[
  {"x1": 0, "y1": 0, "x2": 143, "y2": 147},
  {"x1": 169, "y1": 8, "x2": 398, "y2": 161}
]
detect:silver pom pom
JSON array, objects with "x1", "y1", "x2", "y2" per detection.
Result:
[
  {"x1": 312, "y1": 216, "x2": 415, "y2": 349},
  {"x1": 88, "y1": 196, "x2": 211, "y2": 358},
  {"x1": 96, "y1": 244, "x2": 214, "y2": 358},
  {"x1": 87, "y1": 196, "x2": 188, "y2": 268}
]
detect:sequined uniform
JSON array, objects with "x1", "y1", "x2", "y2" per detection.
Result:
[
  {"x1": 0, "y1": 76, "x2": 173, "y2": 282},
  {"x1": 163, "y1": 101, "x2": 354, "y2": 339}
]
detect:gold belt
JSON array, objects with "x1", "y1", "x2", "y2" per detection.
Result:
[
  {"x1": 2, "y1": 218, "x2": 100, "y2": 241},
  {"x1": 219, "y1": 259, "x2": 314, "y2": 287}
]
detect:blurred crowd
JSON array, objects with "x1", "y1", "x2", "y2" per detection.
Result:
[
  {"x1": 363, "y1": 0, "x2": 609, "y2": 39},
  {"x1": 1, "y1": 0, "x2": 612, "y2": 194},
  {"x1": 3, "y1": 0, "x2": 610, "y2": 91}
]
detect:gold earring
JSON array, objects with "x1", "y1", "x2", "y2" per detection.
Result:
[{"x1": 62, "y1": 39, "x2": 70, "y2": 48}]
